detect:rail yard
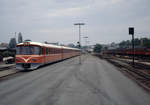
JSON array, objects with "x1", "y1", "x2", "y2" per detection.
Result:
[{"x1": 0, "y1": 54, "x2": 150, "y2": 105}]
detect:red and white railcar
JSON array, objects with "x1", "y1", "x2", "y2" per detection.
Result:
[{"x1": 15, "y1": 41, "x2": 80, "y2": 70}]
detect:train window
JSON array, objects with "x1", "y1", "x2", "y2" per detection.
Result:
[
  {"x1": 54, "y1": 48, "x2": 56, "y2": 54},
  {"x1": 57, "y1": 49, "x2": 59, "y2": 54},
  {"x1": 45, "y1": 48, "x2": 47, "y2": 55},
  {"x1": 55, "y1": 49, "x2": 57, "y2": 54},
  {"x1": 43, "y1": 48, "x2": 46, "y2": 55},
  {"x1": 33, "y1": 46, "x2": 40, "y2": 55},
  {"x1": 50, "y1": 48, "x2": 54, "y2": 54},
  {"x1": 16, "y1": 47, "x2": 21, "y2": 54},
  {"x1": 57, "y1": 49, "x2": 59, "y2": 53},
  {"x1": 40, "y1": 47, "x2": 42, "y2": 54},
  {"x1": 52, "y1": 48, "x2": 54, "y2": 54},
  {"x1": 46, "y1": 48, "x2": 47, "y2": 55},
  {"x1": 56, "y1": 49, "x2": 58, "y2": 54},
  {"x1": 42, "y1": 48, "x2": 45, "y2": 55},
  {"x1": 51, "y1": 48, "x2": 53, "y2": 54},
  {"x1": 46, "y1": 48, "x2": 48, "y2": 55},
  {"x1": 53, "y1": 48, "x2": 55, "y2": 54},
  {"x1": 49, "y1": 48, "x2": 51, "y2": 54},
  {"x1": 48, "y1": 48, "x2": 50, "y2": 54},
  {"x1": 59, "y1": 49, "x2": 60, "y2": 53},
  {"x1": 55, "y1": 48, "x2": 57, "y2": 54},
  {"x1": 48, "y1": 48, "x2": 49, "y2": 54},
  {"x1": 41, "y1": 48, "x2": 43, "y2": 55}
]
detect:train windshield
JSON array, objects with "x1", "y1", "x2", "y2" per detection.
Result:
[{"x1": 16, "y1": 46, "x2": 40, "y2": 55}]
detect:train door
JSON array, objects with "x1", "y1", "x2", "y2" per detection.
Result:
[
  {"x1": 42, "y1": 47, "x2": 46, "y2": 64},
  {"x1": 61, "y1": 47, "x2": 64, "y2": 60},
  {"x1": 44, "y1": 47, "x2": 47, "y2": 63}
]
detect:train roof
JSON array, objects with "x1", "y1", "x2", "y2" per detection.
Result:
[{"x1": 17, "y1": 42, "x2": 80, "y2": 51}]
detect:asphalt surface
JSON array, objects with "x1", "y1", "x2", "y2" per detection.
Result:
[{"x1": 0, "y1": 54, "x2": 150, "y2": 105}]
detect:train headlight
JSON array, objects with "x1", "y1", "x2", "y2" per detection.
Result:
[{"x1": 15, "y1": 58, "x2": 20, "y2": 62}]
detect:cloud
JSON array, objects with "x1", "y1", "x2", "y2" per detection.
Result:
[{"x1": 0, "y1": 0, "x2": 150, "y2": 44}]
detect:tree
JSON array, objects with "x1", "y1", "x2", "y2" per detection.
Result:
[
  {"x1": 0, "y1": 52, "x2": 3, "y2": 61},
  {"x1": 134, "y1": 38, "x2": 140, "y2": 46},
  {"x1": 142, "y1": 38, "x2": 150, "y2": 48},
  {"x1": 118, "y1": 37, "x2": 150, "y2": 48},
  {"x1": 18, "y1": 32, "x2": 23, "y2": 43},
  {"x1": 119, "y1": 40, "x2": 126, "y2": 48},
  {"x1": 119, "y1": 40, "x2": 131, "y2": 48},
  {"x1": 0, "y1": 55, "x2": 2, "y2": 61},
  {"x1": 93, "y1": 44, "x2": 102, "y2": 53},
  {"x1": 9, "y1": 38, "x2": 17, "y2": 48},
  {"x1": 2, "y1": 51, "x2": 10, "y2": 57}
]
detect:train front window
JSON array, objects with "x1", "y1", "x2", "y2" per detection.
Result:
[{"x1": 16, "y1": 46, "x2": 40, "y2": 55}]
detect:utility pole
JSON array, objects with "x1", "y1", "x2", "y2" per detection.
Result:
[{"x1": 74, "y1": 23, "x2": 85, "y2": 64}]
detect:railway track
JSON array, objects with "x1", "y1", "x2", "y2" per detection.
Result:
[
  {"x1": 108, "y1": 59, "x2": 150, "y2": 79},
  {"x1": 105, "y1": 58, "x2": 150, "y2": 91},
  {"x1": 0, "y1": 65, "x2": 15, "y2": 71},
  {"x1": 113, "y1": 57, "x2": 150, "y2": 70},
  {"x1": 0, "y1": 65, "x2": 19, "y2": 79}
]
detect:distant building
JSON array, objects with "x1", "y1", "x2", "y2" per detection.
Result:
[
  {"x1": 9, "y1": 38, "x2": 17, "y2": 49},
  {"x1": 18, "y1": 32, "x2": 23, "y2": 43}
]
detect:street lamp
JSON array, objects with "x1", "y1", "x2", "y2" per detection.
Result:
[
  {"x1": 83, "y1": 36, "x2": 88, "y2": 51},
  {"x1": 74, "y1": 23, "x2": 85, "y2": 64}
]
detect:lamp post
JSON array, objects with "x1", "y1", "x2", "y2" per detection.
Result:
[
  {"x1": 74, "y1": 23, "x2": 85, "y2": 64},
  {"x1": 83, "y1": 36, "x2": 88, "y2": 45},
  {"x1": 129, "y1": 27, "x2": 135, "y2": 66},
  {"x1": 83, "y1": 36, "x2": 88, "y2": 51}
]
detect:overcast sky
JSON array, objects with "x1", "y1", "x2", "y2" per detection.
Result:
[{"x1": 0, "y1": 0, "x2": 150, "y2": 45}]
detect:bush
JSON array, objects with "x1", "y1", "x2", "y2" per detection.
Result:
[
  {"x1": 0, "y1": 55, "x2": 3, "y2": 61},
  {"x1": 2, "y1": 51, "x2": 12, "y2": 57},
  {"x1": 94, "y1": 44, "x2": 102, "y2": 53}
]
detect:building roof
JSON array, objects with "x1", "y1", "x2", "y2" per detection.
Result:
[{"x1": 17, "y1": 42, "x2": 80, "y2": 51}]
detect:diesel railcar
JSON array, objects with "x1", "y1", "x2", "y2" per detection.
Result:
[{"x1": 15, "y1": 41, "x2": 80, "y2": 70}]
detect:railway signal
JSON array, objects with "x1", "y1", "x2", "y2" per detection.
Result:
[{"x1": 129, "y1": 27, "x2": 135, "y2": 67}]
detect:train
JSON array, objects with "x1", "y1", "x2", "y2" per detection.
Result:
[
  {"x1": 102, "y1": 48, "x2": 150, "y2": 58},
  {"x1": 15, "y1": 41, "x2": 80, "y2": 70}
]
